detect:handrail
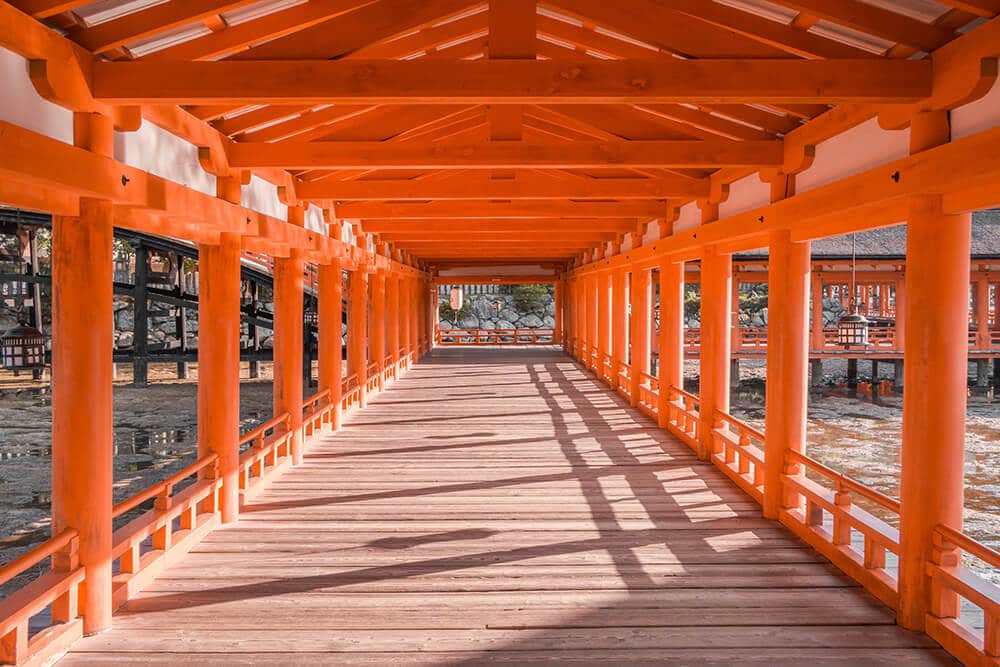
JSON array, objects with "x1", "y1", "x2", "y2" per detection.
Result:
[
  {"x1": 785, "y1": 449, "x2": 900, "y2": 513},
  {"x1": 302, "y1": 388, "x2": 331, "y2": 412},
  {"x1": 112, "y1": 453, "x2": 219, "y2": 518},
  {"x1": 0, "y1": 529, "x2": 77, "y2": 587},
  {"x1": 935, "y1": 524, "x2": 1000, "y2": 568},
  {"x1": 239, "y1": 412, "x2": 291, "y2": 448},
  {"x1": 714, "y1": 409, "x2": 765, "y2": 443}
]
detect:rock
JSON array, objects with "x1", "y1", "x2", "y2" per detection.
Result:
[
  {"x1": 115, "y1": 309, "x2": 134, "y2": 331},
  {"x1": 498, "y1": 308, "x2": 520, "y2": 322},
  {"x1": 520, "y1": 314, "x2": 543, "y2": 328},
  {"x1": 750, "y1": 315, "x2": 764, "y2": 327},
  {"x1": 545, "y1": 301, "x2": 556, "y2": 316},
  {"x1": 479, "y1": 320, "x2": 497, "y2": 330},
  {"x1": 496, "y1": 319, "x2": 516, "y2": 330},
  {"x1": 438, "y1": 320, "x2": 454, "y2": 330},
  {"x1": 458, "y1": 315, "x2": 480, "y2": 329},
  {"x1": 117, "y1": 332, "x2": 134, "y2": 347},
  {"x1": 542, "y1": 315, "x2": 555, "y2": 327}
]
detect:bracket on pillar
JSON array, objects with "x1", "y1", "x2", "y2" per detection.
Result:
[{"x1": 197, "y1": 146, "x2": 234, "y2": 177}]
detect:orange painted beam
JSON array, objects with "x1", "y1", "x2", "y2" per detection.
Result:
[
  {"x1": 360, "y1": 219, "x2": 640, "y2": 232},
  {"x1": 229, "y1": 139, "x2": 784, "y2": 170},
  {"x1": 298, "y1": 173, "x2": 708, "y2": 200},
  {"x1": 90, "y1": 59, "x2": 932, "y2": 106},
  {"x1": 336, "y1": 200, "x2": 664, "y2": 218}
]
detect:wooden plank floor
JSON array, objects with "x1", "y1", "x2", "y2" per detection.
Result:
[{"x1": 63, "y1": 347, "x2": 955, "y2": 665}]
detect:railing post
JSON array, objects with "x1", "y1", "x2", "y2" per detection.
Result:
[
  {"x1": 197, "y1": 232, "x2": 242, "y2": 523},
  {"x1": 898, "y1": 111, "x2": 970, "y2": 632},
  {"x1": 698, "y1": 246, "x2": 732, "y2": 460},
  {"x1": 52, "y1": 189, "x2": 114, "y2": 633},
  {"x1": 763, "y1": 227, "x2": 811, "y2": 520},
  {"x1": 658, "y1": 259, "x2": 684, "y2": 428},
  {"x1": 629, "y1": 266, "x2": 651, "y2": 407},
  {"x1": 274, "y1": 241, "x2": 305, "y2": 464}
]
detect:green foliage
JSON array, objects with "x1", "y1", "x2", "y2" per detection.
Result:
[
  {"x1": 739, "y1": 284, "x2": 768, "y2": 316},
  {"x1": 512, "y1": 284, "x2": 550, "y2": 313},
  {"x1": 439, "y1": 298, "x2": 470, "y2": 322}
]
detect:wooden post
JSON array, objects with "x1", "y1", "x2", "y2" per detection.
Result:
[
  {"x1": 763, "y1": 229, "x2": 811, "y2": 519},
  {"x1": 811, "y1": 273, "x2": 825, "y2": 351},
  {"x1": 349, "y1": 268, "x2": 369, "y2": 407},
  {"x1": 371, "y1": 271, "x2": 385, "y2": 389},
  {"x1": 51, "y1": 113, "x2": 116, "y2": 635},
  {"x1": 898, "y1": 111, "x2": 970, "y2": 632},
  {"x1": 612, "y1": 269, "x2": 627, "y2": 389},
  {"x1": 196, "y1": 232, "x2": 241, "y2": 522},
  {"x1": 699, "y1": 248, "x2": 733, "y2": 459},
  {"x1": 629, "y1": 266, "x2": 651, "y2": 407},
  {"x1": 318, "y1": 259, "x2": 344, "y2": 430},
  {"x1": 597, "y1": 271, "x2": 611, "y2": 381},
  {"x1": 388, "y1": 272, "x2": 400, "y2": 369},
  {"x1": 554, "y1": 279, "x2": 563, "y2": 347},
  {"x1": 52, "y1": 198, "x2": 114, "y2": 635},
  {"x1": 658, "y1": 259, "x2": 684, "y2": 428},
  {"x1": 132, "y1": 242, "x2": 149, "y2": 387},
  {"x1": 400, "y1": 276, "x2": 411, "y2": 366},
  {"x1": 976, "y1": 276, "x2": 990, "y2": 349},
  {"x1": 273, "y1": 250, "x2": 305, "y2": 464}
]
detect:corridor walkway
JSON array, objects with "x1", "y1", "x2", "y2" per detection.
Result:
[{"x1": 63, "y1": 348, "x2": 950, "y2": 665}]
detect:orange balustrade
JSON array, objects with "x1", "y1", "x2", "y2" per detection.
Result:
[
  {"x1": 111, "y1": 454, "x2": 222, "y2": 608},
  {"x1": 664, "y1": 385, "x2": 700, "y2": 451},
  {"x1": 436, "y1": 328, "x2": 555, "y2": 345},
  {"x1": 238, "y1": 413, "x2": 294, "y2": 498},
  {"x1": 637, "y1": 372, "x2": 658, "y2": 419},
  {"x1": 711, "y1": 411, "x2": 766, "y2": 504},
  {"x1": 0, "y1": 530, "x2": 84, "y2": 666}
]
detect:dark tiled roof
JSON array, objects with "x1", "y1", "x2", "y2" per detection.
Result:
[{"x1": 738, "y1": 209, "x2": 1000, "y2": 259}]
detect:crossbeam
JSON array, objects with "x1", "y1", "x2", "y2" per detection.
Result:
[
  {"x1": 231, "y1": 140, "x2": 783, "y2": 170},
  {"x1": 359, "y1": 219, "x2": 639, "y2": 232},
  {"x1": 90, "y1": 60, "x2": 932, "y2": 105},
  {"x1": 338, "y1": 201, "x2": 662, "y2": 218},
  {"x1": 297, "y1": 174, "x2": 707, "y2": 200}
]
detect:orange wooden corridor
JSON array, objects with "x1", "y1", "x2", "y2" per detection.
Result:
[{"x1": 60, "y1": 348, "x2": 949, "y2": 666}]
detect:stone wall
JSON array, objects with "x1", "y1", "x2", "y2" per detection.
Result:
[{"x1": 438, "y1": 292, "x2": 556, "y2": 331}]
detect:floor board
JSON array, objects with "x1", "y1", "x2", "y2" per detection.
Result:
[{"x1": 62, "y1": 347, "x2": 954, "y2": 666}]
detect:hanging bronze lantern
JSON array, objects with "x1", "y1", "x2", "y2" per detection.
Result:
[
  {"x1": 1, "y1": 323, "x2": 47, "y2": 370},
  {"x1": 836, "y1": 233, "x2": 869, "y2": 348}
]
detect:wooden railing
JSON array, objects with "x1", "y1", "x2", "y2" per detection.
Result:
[
  {"x1": 780, "y1": 449, "x2": 901, "y2": 609},
  {"x1": 616, "y1": 362, "x2": 631, "y2": 400},
  {"x1": 637, "y1": 372, "x2": 658, "y2": 418},
  {"x1": 238, "y1": 412, "x2": 293, "y2": 498},
  {"x1": 0, "y1": 530, "x2": 84, "y2": 666},
  {"x1": 342, "y1": 373, "x2": 361, "y2": 412},
  {"x1": 600, "y1": 353, "x2": 614, "y2": 385},
  {"x1": 924, "y1": 525, "x2": 1000, "y2": 665},
  {"x1": 111, "y1": 454, "x2": 222, "y2": 608},
  {"x1": 381, "y1": 354, "x2": 395, "y2": 384},
  {"x1": 365, "y1": 362, "x2": 380, "y2": 393},
  {"x1": 302, "y1": 389, "x2": 332, "y2": 438},
  {"x1": 664, "y1": 385, "x2": 700, "y2": 451},
  {"x1": 436, "y1": 328, "x2": 554, "y2": 345},
  {"x1": 711, "y1": 411, "x2": 766, "y2": 504}
]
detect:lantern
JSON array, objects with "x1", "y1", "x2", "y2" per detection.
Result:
[
  {"x1": 449, "y1": 287, "x2": 463, "y2": 311},
  {"x1": 836, "y1": 232, "x2": 869, "y2": 348},
  {"x1": 1, "y1": 324, "x2": 47, "y2": 370}
]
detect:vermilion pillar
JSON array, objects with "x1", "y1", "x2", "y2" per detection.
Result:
[
  {"x1": 898, "y1": 111, "x2": 970, "y2": 632},
  {"x1": 318, "y1": 259, "x2": 344, "y2": 429},
  {"x1": 612, "y1": 269, "x2": 627, "y2": 389},
  {"x1": 371, "y1": 271, "x2": 386, "y2": 388},
  {"x1": 699, "y1": 248, "x2": 733, "y2": 459},
  {"x1": 763, "y1": 229, "x2": 811, "y2": 519},
  {"x1": 52, "y1": 113, "x2": 115, "y2": 635},
  {"x1": 197, "y1": 232, "x2": 242, "y2": 523},
  {"x1": 597, "y1": 271, "x2": 611, "y2": 381},
  {"x1": 388, "y1": 273, "x2": 400, "y2": 369},
  {"x1": 400, "y1": 276, "x2": 411, "y2": 366},
  {"x1": 587, "y1": 275, "x2": 598, "y2": 369},
  {"x1": 975, "y1": 276, "x2": 990, "y2": 349},
  {"x1": 554, "y1": 280, "x2": 563, "y2": 347},
  {"x1": 658, "y1": 259, "x2": 684, "y2": 428},
  {"x1": 273, "y1": 250, "x2": 305, "y2": 464},
  {"x1": 629, "y1": 267, "x2": 651, "y2": 407},
  {"x1": 349, "y1": 268, "x2": 369, "y2": 407},
  {"x1": 52, "y1": 197, "x2": 114, "y2": 634}
]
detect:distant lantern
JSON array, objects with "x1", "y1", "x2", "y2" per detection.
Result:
[
  {"x1": 836, "y1": 232, "x2": 869, "y2": 348},
  {"x1": 1, "y1": 324, "x2": 47, "y2": 370},
  {"x1": 449, "y1": 287, "x2": 463, "y2": 311},
  {"x1": 836, "y1": 312, "x2": 870, "y2": 348}
]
